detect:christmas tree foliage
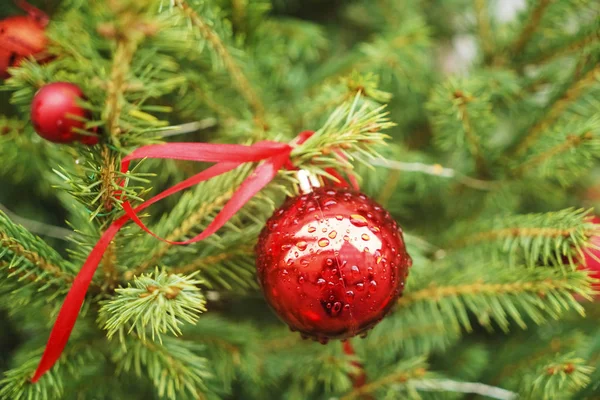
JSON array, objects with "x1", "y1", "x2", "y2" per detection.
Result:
[{"x1": 1, "y1": 0, "x2": 600, "y2": 398}]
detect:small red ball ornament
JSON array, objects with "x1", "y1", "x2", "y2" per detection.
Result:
[
  {"x1": 30, "y1": 82, "x2": 98, "y2": 145},
  {"x1": 255, "y1": 187, "x2": 411, "y2": 342},
  {"x1": 0, "y1": 11, "x2": 48, "y2": 78},
  {"x1": 581, "y1": 216, "x2": 600, "y2": 290}
]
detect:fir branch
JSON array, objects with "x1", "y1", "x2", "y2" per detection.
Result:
[
  {"x1": 113, "y1": 336, "x2": 212, "y2": 400},
  {"x1": 0, "y1": 344, "x2": 98, "y2": 400},
  {"x1": 474, "y1": 0, "x2": 494, "y2": 60},
  {"x1": 526, "y1": 24, "x2": 600, "y2": 65},
  {"x1": 510, "y1": 0, "x2": 552, "y2": 56},
  {"x1": 0, "y1": 204, "x2": 73, "y2": 241},
  {"x1": 427, "y1": 78, "x2": 496, "y2": 176},
  {"x1": 174, "y1": 0, "x2": 266, "y2": 128},
  {"x1": 340, "y1": 357, "x2": 428, "y2": 400},
  {"x1": 127, "y1": 188, "x2": 235, "y2": 278},
  {"x1": 397, "y1": 268, "x2": 592, "y2": 332},
  {"x1": 291, "y1": 96, "x2": 394, "y2": 175},
  {"x1": 512, "y1": 130, "x2": 597, "y2": 177},
  {"x1": 171, "y1": 246, "x2": 253, "y2": 275},
  {"x1": 522, "y1": 354, "x2": 594, "y2": 399},
  {"x1": 0, "y1": 211, "x2": 74, "y2": 284},
  {"x1": 512, "y1": 64, "x2": 600, "y2": 157},
  {"x1": 447, "y1": 208, "x2": 598, "y2": 267},
  {"x1": 100, "y1": 269, "x2": 206, "y2": 342}
]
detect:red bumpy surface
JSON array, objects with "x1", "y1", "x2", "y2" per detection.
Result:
[
  {"x1": 0, "y1": 16, "x2": 47, "y2": 78},
  {"x1": 255, "y1": 187, "x2": 412, "y2": 342},
  {"x1": 30, "y1": 82, "x2": 98, "y2": 145}
]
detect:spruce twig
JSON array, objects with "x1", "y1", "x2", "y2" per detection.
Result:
[
  {"x1": 474, "y1": 0, "x2": 494, "y2": 60},
  {"x1": 175, "y1": 0, "x2": 266, "y2": 129},
  {"x1": 512, "y1": 64, "x2": 600, "y2": 157},
  {"x1": 509, "y1": 0, "x2": 552, "y2": 56},
  {"x1": 126, "y1": 189, "x2": 235, "y2": 279},
  {"x1": 454, "y1": 90, "x2": 489, "y2": 177},
  {"x1": 512, "y1": 132, "x2": 595, "y2": 176},
  {"x1": 340, "y1": 357, "x2": 428, "y2": 400}
]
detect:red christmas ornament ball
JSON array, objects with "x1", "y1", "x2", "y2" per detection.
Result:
[
  {"x1": 0, "y1": 16, "x2": 47, "y2": 78},
  {"x1": 581, "y1": 216, "x2": 600, "y2": 289},
  {"x1": 30, "y1": 82, "x2": 98, "y2": 145},
  {"x1": 255, "y1": 187, "x2": 412, "y2": 342}
]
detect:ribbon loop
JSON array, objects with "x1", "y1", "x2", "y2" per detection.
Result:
[{"x1": 31, "y1": 130, "x2": 356, "y2": 382}]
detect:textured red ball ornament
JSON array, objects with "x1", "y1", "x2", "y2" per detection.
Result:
[
  {"x1": 581, "y1": 216, "x2": 600, "y2": 290},
  {"x1": 30, "y1": 82, "x2": 98, "y2": 145},
  {"x1": 0, "y1": 15, "x2": 47, "y2": 78},
  {"x1": 256, "y1": 187, "x2": 411, "y2": 342}
]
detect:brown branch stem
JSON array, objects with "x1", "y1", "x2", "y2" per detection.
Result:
[
  {"x1": 512, "y1": 132, "x2": 594, "y2": 176},
  {"x1": 449, "y1": 226, "x2": 580, "y2": 248},
  {"x1": 171, "y1": 246, "x2": 253, "y2": 275},
  {"x1": 397, "y1": 279, "x2": 574, "y2": 307},
  {"x1": 474, "y1": 0, "x2": 494, "y2": 60},
  {"x1": 512, "y1": 65, "x2": 600, "y2": 157},
  {"x1": 510, "y1": 0, "x2": 552, "y2": 56},
  {"x1": 454, "y1": 91, "x2": 489, "y2": 177},
  {"x1": 0, "y1": 232, "x2": 73, "y2": 282},
  {"x1": 175, "y1": 0, "x2": 266, "y2": 130}
]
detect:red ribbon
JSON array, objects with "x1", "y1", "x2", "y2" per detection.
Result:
[{"x1": 31, "y1": 131, "x2": 358, "y2": 382}]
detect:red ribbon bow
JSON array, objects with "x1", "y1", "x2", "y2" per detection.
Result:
[{"x1": 31, "y1": 131, "x2": 358, "y2": 382}]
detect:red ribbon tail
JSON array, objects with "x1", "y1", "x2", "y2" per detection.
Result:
[
  {"x1": 32, "y1": 144, "x2": 293, "y2": 382},
  {"x1": 121, "y1": 161, "x2": 242, "y2": 245},
  {"x1": 31, "y1": 215, "x2": 129, "y2": 382}
]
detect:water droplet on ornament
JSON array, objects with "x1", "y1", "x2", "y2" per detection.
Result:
[
  {"x1": 326, "y1": 190, "x2": 336, "y2": 196},
  {"x1": 360, "y1": 332, "x2": 368, "y2": 339},
  {"x1": 361, "y1": 233, "x2": 370, "y2": 241},
  {"x1": 364, "y1": 247, "x2": 370, "y2": 253},
  {"x1": 298, "y1": 276, "x2": 305, "y2": 284},
  {"x1": 322, "y1": 227, "x2": 327, "y2": 232},
  {"x1": 343, "y1": 235, "x2": 350, "y2": 241},
  {"x1": 326, "y1": 303, "x2": 332, "y2": 308},
  {"x1": 324, "y1": 199, "x2": 337, "y2": 207},
  {"x1": 332, "y1": 302, "x2": 342, "y2": 315},
  {"x1": 328, "y1": 231, "x2": 337, "y2": 239},
  {"x1": 331, "y1": 268, "x2": 338, "y2": 275},
  {"x1": 344, "y1": 304, "x2": 351, "y2": 310},
  {"x1": 282, "y1": 269, "x2": 289, "y2": 275},
  {"x1": 356, "y1": 283, "x2": 365, "y2": 291},
  {"x1": 367, "y1": 266, "x2": 374, "y2": 274},
  {"x1": 294, "y1": 251, "x2": 299, "y2": 257},
  {"x1": 318, "y1": 238, "x2": 330, "y2": 247},
  {"x1": 296, "y1": 241, "x2": 308, "y2": 251},
  {"x1": 301, "y1": 259, "x2": 309, "y2": 267},
  {"x1": 317, "y1": 278, "x2": 326, "y2": 287},
  {"x1": 318, "y1": 337, "x2": 329, "y2": 345},
  {"x1": 350, "y1": 214, "x2": 368, "y2": 227},
  {"x1": 369, "y1": 280, "x2": 377, "y2": 292},
  {"x1": 351, "y1": 265, "x2": 360, "y2": 276},
  {"x1": 281, "y1": 243, "x2": 292, "y2": 250},
  {"x1": 308, "y1": 226, "x2": 316, "y2": 233},
  {"x1": 345, "y1": 291, "x2": 354, "y2": 301},
  {"x1": 336, "y1": 214, "x2": 343, "y2": 221},
  {"x1": 371, "y1": 226, "x2": 381, "y2": 233}
]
